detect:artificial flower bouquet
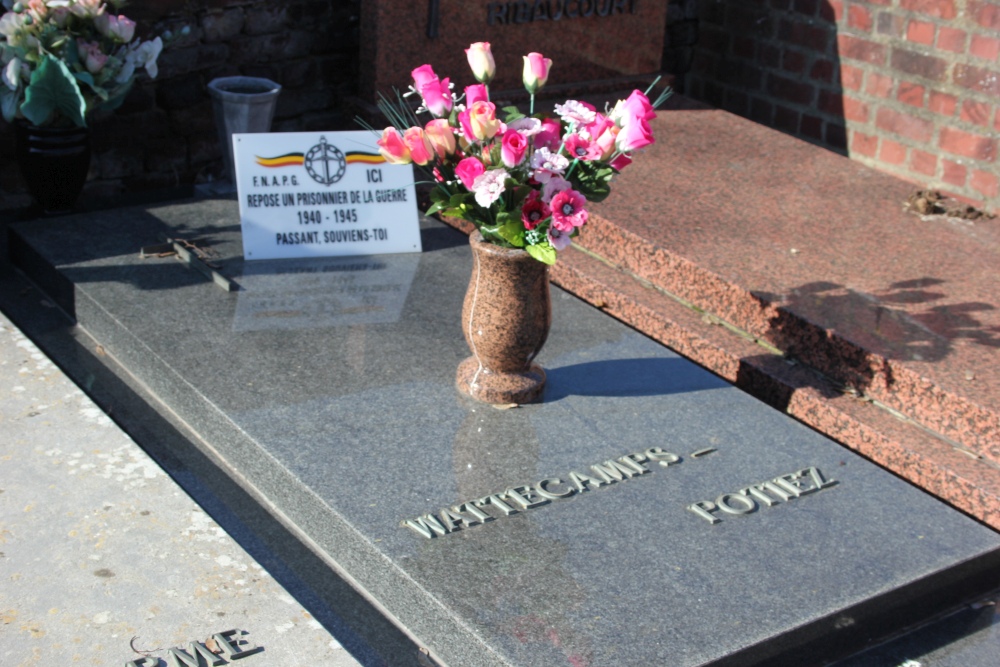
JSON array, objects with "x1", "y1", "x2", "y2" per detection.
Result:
[
  {"x1": 371, "y1": 42, "x2": 671, "y2": 265},
  {"x1": 0, "y1": 0, "x2": 179, "y2": 128}
]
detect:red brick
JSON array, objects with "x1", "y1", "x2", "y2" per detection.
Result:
[
  {"x1": 910, "y1": 148, "x2": 938, "y2": 175},
  {"x1": 774, "y1": 105, "x2": 800, "y2": 133},
  {"x1": 841, "y1": 64, "x2": 864, "y2": 90},
  {"x1": 970, "y1": 34, "x2": 1000, "y2": 61},
  {"x1": 850, "y1": 130, "x2": 879, "y2": 157},
  {"x1": 794, "y1": 0, "x2": 820, "y2": 16},
  {"x1": 767, "y1": 73, "x2": 816, "y2": 105},
  {"x1": 876, "y1": 107, "x2": 935, "y2": 141},
  {"x1": 733, "y1": 36, "x2": 757, "y2": 59},
  {"x1": 939, "y1": 127, "x2": 997, "y2": 160},
  {"x1": 801, "y1": 114, "x2": 824, "y2": 140},
  {"x1": 897, "y1": 81, "x2": 925, "y2": 107},
  {"x1": 838, "y1": 34, "x2": 886, "y2": 65},
  {"x1": 778, "y1": 19, "x2": 831, "y2": 50},
  {"x1": 996, "y1": 108, "x2": 1000, "y2": 131},
  {"x1": 970, "y1": 1, "x2": 1000, "y2": 30},
  {"x1": 906, "y1": 20, "x2": 935, "y2": 45},
  {"x1": 937, "y1": 26, "x2": 967, "y2": 53},
  {"x1": 954, "y1": 64, "x2": 1000, "y2": 96},
  {"x1": 848, "y1": 4, "x2": 873, "y2": 31},
  {"x1": 818, "y1": 89, "x2": 842, "y2": 115},
  {"x1": 928, "y1": 91, "x2": 957, "y2": 116},
  {"x1": 810, "y1": 58, "x2": 835, "y2": 82},
  {"x1": 901, "y1": 0, "x2": 956, "y2": 19},
  {"x1": 843, "y1": 94, "x2": 871, "y2": 121},
  {"x1": 942, "y1": 159, "x2": 967, "y2": 186},
  {"x1": 866, "y1": 72, "x2": 894, "y2": 97},
  {"x1": 971, "y1": 170, "x2": 1000, "y2": 198},
  {"x1": 782, "y1": 49, "x2": 808, "y2": 74},
  {"x1": 879, "y1": 138, "x2": 908, "y2": 164},
  {"x1": 960, "y1": 100, "x2": 992, "y2": 126},
  {"x1": 890, "y1": 48, "x2": 948, "y2": 81},
  {"x1": 876, "y1": 12, "x2": 905, "y2": 37}
]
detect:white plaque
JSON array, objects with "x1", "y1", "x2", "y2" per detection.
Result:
[{"x1": 233, "y1": 131, "x2": 422, "y2": 260}]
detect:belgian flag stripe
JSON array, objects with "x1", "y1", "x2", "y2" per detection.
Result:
[
  {"x1": 345, "y1": 151, "x2": 386, "y2": 165},
  {"x1": 256, "y1": 153, "x2": 305, "y2": 167}
]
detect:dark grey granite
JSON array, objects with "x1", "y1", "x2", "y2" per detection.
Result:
[{"x1": 9, "y1": 200, "x2": 1000, "y2": 667}]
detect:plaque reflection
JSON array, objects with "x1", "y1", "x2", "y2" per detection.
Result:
[
  {"x1": 232, "y1": 254, "x2": 419, "y2": 332},
  {"x1": 407, "y1": 400, "x2": 595, "y2": 667}
]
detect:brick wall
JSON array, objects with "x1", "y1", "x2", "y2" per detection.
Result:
[
  {"x1": 0, "y1": 0, "x2": 360, "y2": 206},
  {"x1": 683, "y1": 0, "x2": 999, "y2": 212}
]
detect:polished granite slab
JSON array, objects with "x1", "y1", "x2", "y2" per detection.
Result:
[{"x1": 10, "y1": 199, "x2": 1000, "y2": 667}]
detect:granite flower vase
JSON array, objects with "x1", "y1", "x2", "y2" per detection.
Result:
[
  {"x1": 15, "y1": 120, "x2": 91, "y2": 215},
  {"x1": 456, "y1": 231, "x2": 551, "y2": 404}
]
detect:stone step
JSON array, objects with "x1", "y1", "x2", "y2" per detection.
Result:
[{"x1": 579, "y1": 96, "x2": 1000, "y2": 463}]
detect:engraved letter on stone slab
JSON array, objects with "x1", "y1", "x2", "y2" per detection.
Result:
[
  {"x1": 716, "y1": 492, "x2": 757, "y2": 515},
  {"x1": 505, "y1": 485, "x2": 551, "y2": 510},
  {"x1": 213, "y1": 629, "x2": 261, "y2": 659},
  {"x1": 806, "y1": 467, "x2": 837, "y2": 490},
  {"x1": 167, "y1": 642, "x2": 225, "y2": 667},
  {"x1": 536, "y1": 478, "x2": 576, "y2": 499},
  {"x1": 687, "y1": 500, "x2": 721, "y2": 524},
  {"x1": 403, "y1": 514, "x2": 450, "y2": 538}
]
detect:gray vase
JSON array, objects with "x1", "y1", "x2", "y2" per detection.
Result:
[{"x1": 207, "y1": 76, "x2": 281, "y2": 184}]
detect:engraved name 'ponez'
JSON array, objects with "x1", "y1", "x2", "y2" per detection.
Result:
[
  {"x1": 687, "y1": 467, "x2": 837, "y2": 524},
  {"x1": 403, "y1": 447, "x2": 680, "y2": 538}
]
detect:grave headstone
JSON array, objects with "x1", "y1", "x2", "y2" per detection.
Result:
[{"x1": 359, "y1": 1, "x2": 668, "y2": 101}]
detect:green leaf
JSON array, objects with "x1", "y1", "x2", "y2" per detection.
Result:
[
  {"x1": 21, "y1": 55, "x2": 86, "y2": 127},
  {"x1": 501, "y1": 105, "x2": 525, "y2": 123},
  {"x1": 526, "y1": 243, "x2": 557, "y2": 265},
  {"x1": 495, "y1": 213, "x2": 525, "y2": 247}
]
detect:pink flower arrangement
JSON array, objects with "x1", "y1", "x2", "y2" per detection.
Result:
[{"x1": 371, "y1": 43, "x2": 671, "y2": 264}]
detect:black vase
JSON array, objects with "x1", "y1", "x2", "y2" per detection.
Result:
[{"x1": 14, "y1": 120, "x2": 91, "y2": 215}]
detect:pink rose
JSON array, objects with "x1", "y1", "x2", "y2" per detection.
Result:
[
  {"x1": 466, "y1": 101, "x2": 500, "y2": 141},
  {"x1": 455, "y1": 157, "x2": 485, "y2": 190},
  {"x1": 411, "y1": 64, "x2": 453, "y2": 118},
  {"x1": 501, "y1": 131, "x2": 528, "y2": 168},
  {"x1": 550, "y1": 189, "x2": 588, "y2": 232},
  {"x1": 465, "y1": 42, "x2": 495, "y2": 84},
  {"x1": 402, "y1": 127, "x2": 434, "y2": 166},
  {"x1": 77, "y1": 40, "x2": 108, "y2": 74},
  {"x1": 424, "y1": 119, "x2": 456, "y2": 159},
  {"x1": 376, "y1": 127, "x2": 411, "y2": 165},
  {"x1": 533, "y1": 118, "x2": 563, "y2": 152},
  {"x1": 621, "y1": 89, "x2": 656, "y2": 123},
  {"x1": 615, "y1": 117, "x2": 654, "y2": 152},
  {"x1": 465, "y1": 83, "x2": 488, "y2": 107},
  {"x1": 522, "y1": 52, "x2": 552, "y2": 94},
  {"x1": 610, "y1": 153, "x2": 632, "y2": 170}
]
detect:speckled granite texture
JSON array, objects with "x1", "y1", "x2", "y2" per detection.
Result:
[
  {"x1": 441, "y1": 94, "x2": 1000, "y2": 530},
  {"x1": 457, "y1": 232, "x2": 550, "y2": 405},
  {"x1": 9, "y1": 202, "x2": 1000, "y2": 667},
  {"x1": 359, "y1": 1, "x2": 666, "y2": 101}
]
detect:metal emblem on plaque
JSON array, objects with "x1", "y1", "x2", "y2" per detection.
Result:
[{"x1": 304, "y1": 136, "x2": 347, "y2": 186}]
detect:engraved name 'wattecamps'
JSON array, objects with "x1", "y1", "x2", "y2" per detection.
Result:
[
  {"x1": 687, "y1": 467, "x2": 837, "y2": 524},
  {"x1": 403, "y1": 447, "x2": 682, "y2": 538}
]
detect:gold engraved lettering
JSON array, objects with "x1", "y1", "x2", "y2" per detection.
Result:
[{"x1": 536, "y1": 478, "x2": 576, "y2": 499}]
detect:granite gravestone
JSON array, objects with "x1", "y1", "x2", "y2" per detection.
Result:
[
  {"x1": 359, "y1": 0, "x2": 667, "y2": 101},
  {"x1": 9, "y1": 202, "x2": 1000, "y2": 667}
]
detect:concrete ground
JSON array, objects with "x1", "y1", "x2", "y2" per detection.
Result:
[{"x1": 0, "y1": 310, "x2": 367, "y2": 666}]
